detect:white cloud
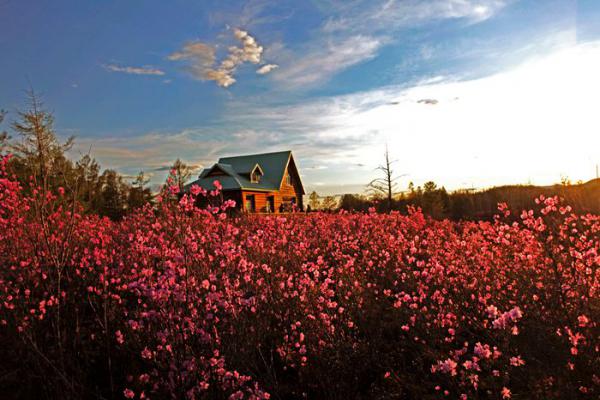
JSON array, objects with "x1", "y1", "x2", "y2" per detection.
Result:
[
  {"x1": 103, "y1": 64, "x2": 165, "y2": 76},
  {"x1": 169, "y1": 28, "x2": 271, "y2": 87},
  {"x1": 256, "y1": 63, "x2": 279, "y2": 74},
  {"x1": 227, "y1": 40, "x2": 600, "y2": 191}
]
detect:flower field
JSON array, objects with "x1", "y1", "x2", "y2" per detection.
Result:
[{"x1": 0, "y1": 155, "x2": 598, "y2": 400}]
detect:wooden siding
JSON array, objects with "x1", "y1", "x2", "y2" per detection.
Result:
[
  {"x1": 239, "y1": 188, "x2": 301, "y2": 213},
  {"x1": 279, "y1": 162, "x2": 304, "y2": 210},
  {"x1": 235, "y1": 155, "x2": 305, "y2": 213},
  {"x1": 241, "y1": 191, "x2": 277, "y2": 213}
]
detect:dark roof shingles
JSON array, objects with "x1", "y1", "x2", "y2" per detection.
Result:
[{"x1": 187, "y1": 150, "x2": 292, "y2": 192}]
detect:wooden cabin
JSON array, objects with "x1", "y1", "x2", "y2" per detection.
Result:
[{"x1": 187, "y1": 150, "x2": 305, "y2": 213}]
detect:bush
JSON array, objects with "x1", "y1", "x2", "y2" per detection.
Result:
[{"x1": 0, "y1": 155, "x2": 598, "y2": 399}]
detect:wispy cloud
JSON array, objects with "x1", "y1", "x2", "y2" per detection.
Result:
[
  {"x1": 321, "y1": 0, "x2": 512, "y2": 34},
  {"x1": 152, "y1": 163, "x2": 204, "y2": 172},
  {"x1": 256, "y1": 63, "x2": 278, "y2": 74},
  {"x1": 272, "y1": 35, "x2": 385, "y2": 86},
  {"x1": 167, "y1": 42, "x2": 216, "y2": 78},
  {"x1": 103, "y1": 64, "x2": 165, "y2": 76},
  {"x1": 208, "y1": 0, "x2": 293, "y2": 30},
  {"x1": 268, "y1": 0, "x2": 513, "y2": 87},
  {"x1": 169, "y1": 28, "x2": 276, "y2": 87}
]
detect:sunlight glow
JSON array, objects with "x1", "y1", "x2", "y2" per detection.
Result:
[{"x1": 309, "y1": 40, "x2": 600, "y2": 191}]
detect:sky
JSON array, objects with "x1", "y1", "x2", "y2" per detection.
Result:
[{"x1": 1, "y1": 0, "x2": 600, "y2": 195}]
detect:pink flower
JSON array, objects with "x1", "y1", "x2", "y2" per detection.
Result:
[
  {"x1": 190, "y1": 184, "x2": 203, "y2": 196},
  {"x1": 474, "y1": 342, "x2": 491, "y2": 359},
  {"x1": 435, "y1": 359, "x2": 458, "y2": 376},
  {"x1": 141, "y1": 347, "x2": 152, "y2": 360},
  {"x1": 123, "y1": 388, "x2": 135, "y2": 399},
  {"x1": 501, "y1": 387, "x2": 511, "y2": 399},
  {"x1": 510, "y1": 356, "x2": 525, "y2": 367}
]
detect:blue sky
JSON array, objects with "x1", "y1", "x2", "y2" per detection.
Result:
[{"x1": 1, "y1": 0, "x2": 600, "y2": 194}]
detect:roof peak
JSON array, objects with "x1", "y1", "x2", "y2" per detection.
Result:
[{"x1": 218, "y1": 150, "x2": 292, "y2": 161}]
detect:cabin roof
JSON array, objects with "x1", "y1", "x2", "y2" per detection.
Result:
[{"x1": 186, "y1": 150, "x2": 304, "y2": 193}]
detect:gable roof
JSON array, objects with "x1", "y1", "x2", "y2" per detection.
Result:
[{"x1": 186, "y1": 150, "x2": 304, "y2": 193}]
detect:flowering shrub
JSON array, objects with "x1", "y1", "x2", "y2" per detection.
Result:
[{"x1": 0, "y1": 154, "x2": 598, "y2": 399}]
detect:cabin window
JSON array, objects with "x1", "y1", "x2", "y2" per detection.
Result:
[
  {"x1": 250, "y1": 165, "x2": 263, "y2": 183},
  {"x1": 286, "y1": 173, "x2": 292, "y2": 185},
  {"x1": 245, "y1": 195, "x2": 256, "y2": 212}
]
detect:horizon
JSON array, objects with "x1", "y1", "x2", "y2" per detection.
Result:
[{"x1": 2, "y1": 0, "x2": 600, "y2": 196}]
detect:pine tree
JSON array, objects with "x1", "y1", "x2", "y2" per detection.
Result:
[{"x1": 10, "y1": 90, "x2": 74, "y2": 192}]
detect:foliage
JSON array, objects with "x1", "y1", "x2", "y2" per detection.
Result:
[
  {"x1": 0, "y1": 153, "x2": 598, "y2": 399},
  {"x1": 0, "y1": 110, "x2": 8, "y2": 152},
  {"x1": 3, "y1": 94, "x2": 155, "y2": 220},
  {"x1": 309, "y1": 191, "x2": 321, "y2": 210},
  {"x1": 320, "y1": 195, "x2": 338, "y2": 211}
]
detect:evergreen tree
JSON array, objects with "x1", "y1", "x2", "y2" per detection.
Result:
[
  {"x1": 10, "y1": 90, "x2": 74, "y2": 192},
  {"x1": 99, "y1": 169, "x2": 127, "y2": 220}
]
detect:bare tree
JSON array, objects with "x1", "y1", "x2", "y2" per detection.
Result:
[{"x1": 366, "y1": 145, "x2": 405, "y2": 212}]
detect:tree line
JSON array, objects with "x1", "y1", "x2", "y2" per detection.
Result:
[
  {"x1": 0, "y1": 91, "x2": 194, "y2": 220},
  {"x1": 335, "y1": 177, "x2": 600, "y2": 220},
  {"x1": 313, "y1": 146, "x2": 600, "y2": 219}
]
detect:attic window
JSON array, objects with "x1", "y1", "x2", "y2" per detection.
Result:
[
  {"x1": 250, "y1": 164, "x2": 263, "y2": 183},
  {"x1": 286, "y1": 173, "x2": 292, "y2": 185}
]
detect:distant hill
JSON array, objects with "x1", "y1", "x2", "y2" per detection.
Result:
[
  {"x1": 338, "y1": 179, "x2": 600, "y2": 220},
  {"x1": 454, "y1": 179, "x2": 600, "y2": 219}
]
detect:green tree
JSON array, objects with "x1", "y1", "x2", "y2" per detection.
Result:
[
  {"x1": 128, "y1": 171, "x2": 153, "y2": 210},
  {"x1": 72, "y1": 154, "x2": 102, "y2": 212},
  {"x1": 99, "y1": 169, "x2": 128, "y2": 220},
  {"x1": 321, "y1": 195, "x2": 338, "y2": 211},
  {"x1": 0, "y1": 110, "x2": 9, "y2": 153},
  {"x1": 308, "y1": 191, "x2": 321, "y2": 210},
  {"x1": 10, "y1": 90, "x2": 74, "y2": 192}
]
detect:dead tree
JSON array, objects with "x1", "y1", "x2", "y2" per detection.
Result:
[{"x1": 366, "y1": 145, "x2": 405, "y2": 212}]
